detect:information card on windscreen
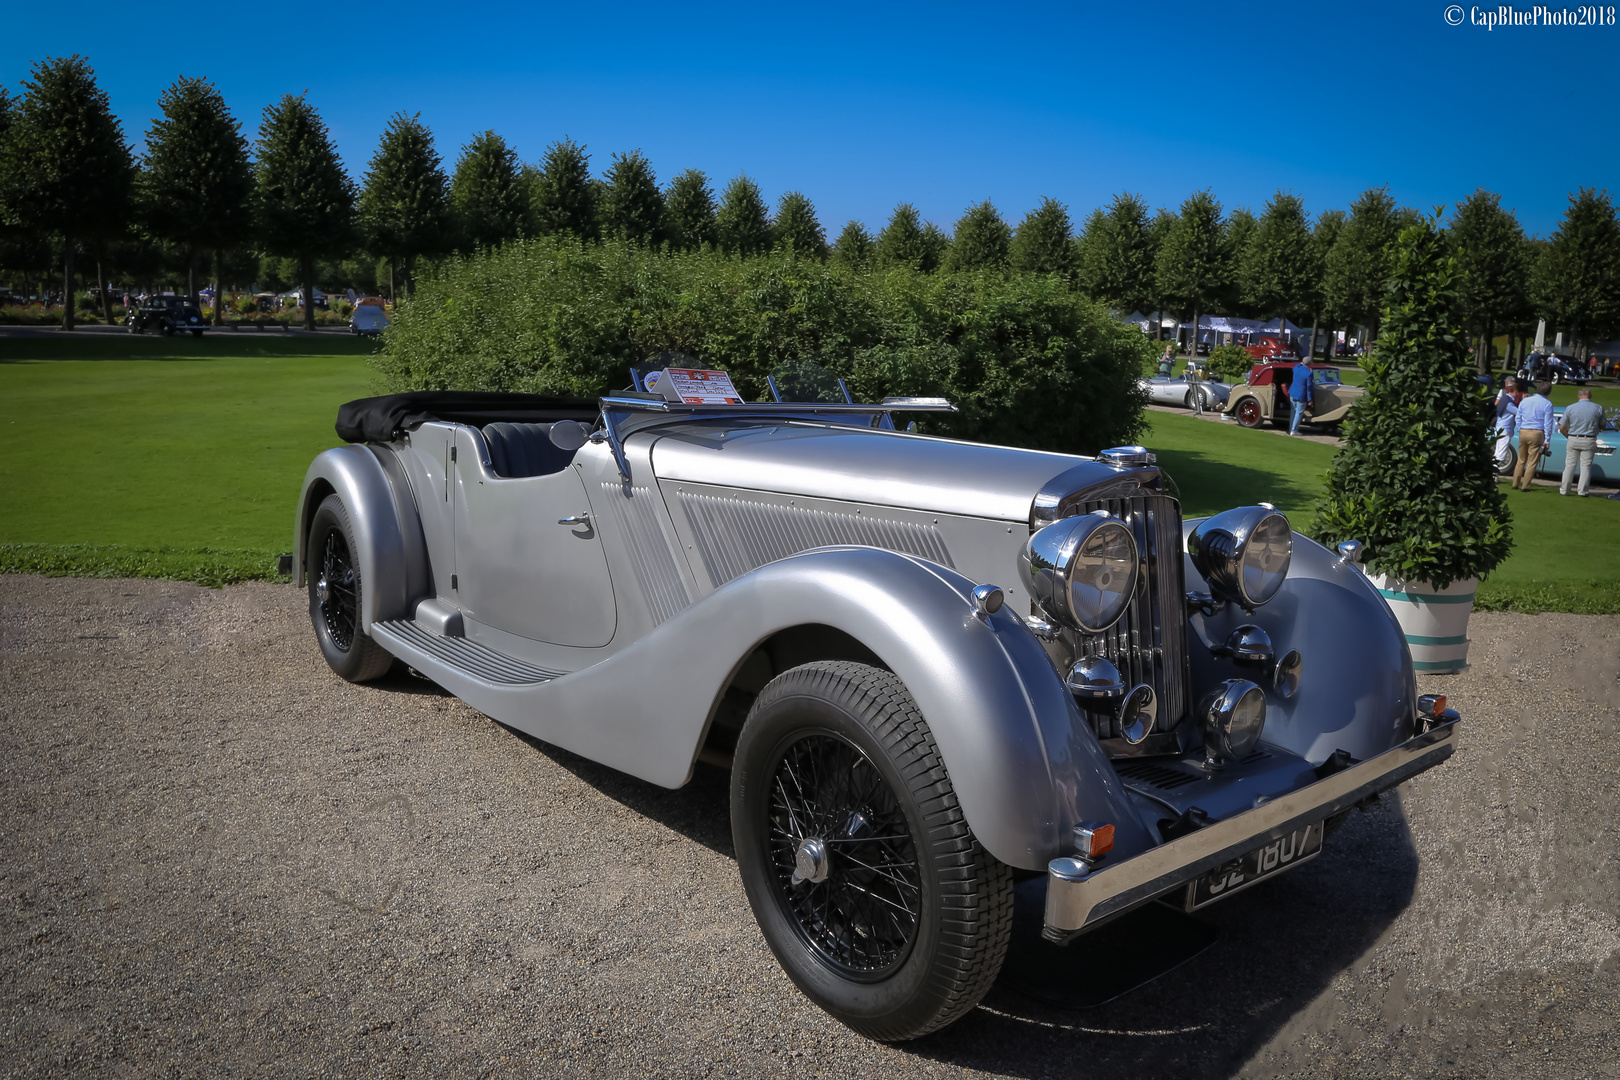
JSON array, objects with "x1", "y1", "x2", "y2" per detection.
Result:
[{"x1": 662, "y1": 367, "x2": 744, "y2": 404}]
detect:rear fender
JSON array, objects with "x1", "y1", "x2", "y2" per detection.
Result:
[{"x1": 294, "y1": 444, "x2": 427, "y2": 632}]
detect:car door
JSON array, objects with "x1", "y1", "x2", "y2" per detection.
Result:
[{"x1": 451, "y1": 426, "x2": 616, "y2": 648}]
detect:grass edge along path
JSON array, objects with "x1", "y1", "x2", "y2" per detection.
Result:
[{"x1": 0, "y1": 544, "x2": 290, "y2": 589}]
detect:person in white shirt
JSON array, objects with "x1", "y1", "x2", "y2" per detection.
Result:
[
  {"x1": 1512, "y1": 382, "x2": 1557, "y2": 492},
  {"x1": 1493, "y1": 377, "x2": 1520, "y2": 474}
]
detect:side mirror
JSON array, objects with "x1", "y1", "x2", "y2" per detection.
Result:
[{"x1": 549, "y1": 421, "x2": 590, "y2": 452}]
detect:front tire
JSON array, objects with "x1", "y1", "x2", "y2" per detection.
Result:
[
  {"x1": 1234, "y1": 397, "x2": 1264, "y2": 428},
  {"x1": 307, "y1": 494, "x2": 393, "y2": 682},
  {"x1": 731, "y1": 661, "x2": 1013, "y2": 1041}
]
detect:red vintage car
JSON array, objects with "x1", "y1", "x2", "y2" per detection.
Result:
[{"x1": 1243, "y1": 336, "x2": 1299, "y2": 361}]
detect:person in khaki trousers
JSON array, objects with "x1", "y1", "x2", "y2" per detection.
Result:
[{"x1": 1512, "y1": 381, "x2": 1556, "y2": 491}]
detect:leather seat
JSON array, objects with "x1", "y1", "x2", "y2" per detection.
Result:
[{"x1": 482, "y1": 422, "x2": 578, "y2": 478}]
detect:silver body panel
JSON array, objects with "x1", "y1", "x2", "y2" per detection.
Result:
[{"x1": 297, "y1": 402, "x2": 1447, "y2": 898}]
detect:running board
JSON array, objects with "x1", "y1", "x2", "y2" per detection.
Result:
[{"x1": 371, "y1": 619, "x2": 565, "y2": 685}]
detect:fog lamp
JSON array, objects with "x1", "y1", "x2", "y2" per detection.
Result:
[{"x1": 1201, "y1": 678, "x2": 1267, "y2": 764}]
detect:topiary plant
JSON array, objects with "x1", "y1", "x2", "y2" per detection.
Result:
[{"x1": 1312, "y1": 217, "x2": 1511, "y2": 590}]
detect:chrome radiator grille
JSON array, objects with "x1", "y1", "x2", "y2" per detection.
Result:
[{"x1": 1077, "y1": 493, "x2": 1188, "y2": 727}]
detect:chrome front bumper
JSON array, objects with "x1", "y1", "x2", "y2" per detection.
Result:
[{"x1": 1043, "y1": 717, "x2": 1459, "y2": 944}]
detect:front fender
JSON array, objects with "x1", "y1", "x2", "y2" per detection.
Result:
[
  {"x1": 1183, "y1": 525, "x2": 1416, "y2": 764},
  {"x1": 481, "y1": 545, "x2": 1154, "y2": 872},
  {"x1": 294, "y1": 445, "x2": 420, "y2": 633}
]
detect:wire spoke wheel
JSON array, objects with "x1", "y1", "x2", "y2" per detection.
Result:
[
  {"x1": 767, "y1": 731, "x2": 921, "y2": 980},
  {"x1": 306, "y1": 493, "x2": 393, "y2": 682},
  {"x1": 1236, "y1": 397, "x2": 1263, "y2": 428},
  {"x1": 318, "y1": 529, "x2": 359, "y2": 650},
  {"x1": 732, "y1": 661, "x2": 1012, "y2": 1041}
]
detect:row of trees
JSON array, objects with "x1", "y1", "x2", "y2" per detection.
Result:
[{"x1": 3, "y1": 54, "x2": 1619, "y2": 356}]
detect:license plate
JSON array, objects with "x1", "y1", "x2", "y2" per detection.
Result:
[{"x1": 1184, "y1": 821, "x2": 1325, "y2": 911}]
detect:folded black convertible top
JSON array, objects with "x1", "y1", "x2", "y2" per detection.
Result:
[{"x1": 336, "y1": 392, "x2": 599, "y2": 443}]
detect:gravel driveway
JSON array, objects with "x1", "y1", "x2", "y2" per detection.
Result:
[{"x1": 2, "y1": 575, "x2": 1616, "y2": 1078}]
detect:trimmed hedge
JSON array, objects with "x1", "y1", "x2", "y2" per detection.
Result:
[{"x1": 375, "y1": 238, "x2": 1152, "y2": 455}]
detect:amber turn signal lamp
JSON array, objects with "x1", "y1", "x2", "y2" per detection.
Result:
[
  {"x1": 1417, "y1": 694, "x2": 1447, "y2": 718},
  {"x1": 1073, "y1": 821, "x2": 1115, "y2": 860}
]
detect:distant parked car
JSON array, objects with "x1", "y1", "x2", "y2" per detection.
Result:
[
  {"x1": 350, "y1": 304, "x2": 389, "y2": 336},
  {"x1": 1243, "y1": 337, "x2": 1298, "y2": 362},
  {"x1": 126, "y1": 297, "x2": 206, "y2": 337},
  {"x1": 1224, "y1": 362, "x2": 1364, "y2": 429},
  {"x1": 1138, "y1": 374, "x2": 1233, "y2": 411}
]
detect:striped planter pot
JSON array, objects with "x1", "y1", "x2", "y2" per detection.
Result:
[{"x1": 1366, "y1": 573, "x2": 1477, "y2": 674}]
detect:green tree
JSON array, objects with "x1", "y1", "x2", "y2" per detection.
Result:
[
  {"x1": 772, "y1": 190, "x2": 826, "y2": 258},
  {"x1": 1314, "y1": 219, "x2": 1510, "y2": 590},
  {"x1": 0, "y1": 56, "x2": 133, "y2": 329},
  {"x1": 449, "y1": 130, "x2": 524, "y2": 250},
  {"x1": 921, "y1": 222, "x2": 951, "y2": 272},
  {"x1": 1307, "y1": 209, "x2": 1345, "y2": 357},
  {"x1": 1532, "y1": 188, "x2": 1620, "y2": 354},
  {"x1": 831, "y1": 221, "x2": 872, "y2": 267},
  {"x1": 254, "y1": 93, "x2": 356, "y2": 332},
  {"x1": 139, "y1": 76, "x2": 253, "y2": 321},
  {"x1": 664, "y1": 169, "x2": 717, "y2": 250},
  {"x1": 530, "y1": 136, "x2": 598, "y2": 240},
  {"x1": 599, "y1": 149, "x2": 664, "y2": 244},
  {"x1": 715, "y1": 175, "x2": 772, "y2": 255},
  {"x1": 946, "y1": 199, "x2": 1011, "y2": 271},
  {"x1": 1446, "y1": 189, "x2": 1530, "y2": 371},
  {"x1": 1009, "y1": 197, "x2": 1075, "y2": 277},
  {"x1": 1076, "y1": 192, "x2": 1155, "y2": 314},
  {"x1": 359, "y1": 113, "x2": 449, "y2": 301},
  {"x1": 876, "y1": 203, "x2": 932, "y2": 270},
  {"x1": 1154, "y1": 190, "x2": 1228, "y2": 352},
  {"x1": 1322, "y1": 187, "x2": 1402, "y2": 343},
  {"x1": 1240, "y1": 192, "x2": 1320, "y2": 336},
  {"x1": 1222, "y1": 207, "x2": 1257, "y2": 315}
]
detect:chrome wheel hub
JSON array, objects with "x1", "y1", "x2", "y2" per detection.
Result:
[
  {"x1": 315, "y1": 577, "x2": 330, "y2": 605},
  {"x1": 792, "y1": 837, "x2": 830, "y2": 885}
]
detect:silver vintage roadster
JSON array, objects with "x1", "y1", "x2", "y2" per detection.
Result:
[{"x1": 296, "y1": 384, "x2": 1459, "y2": 1041}]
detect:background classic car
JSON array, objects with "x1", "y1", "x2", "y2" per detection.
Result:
[
  {"x1": 1137, "y1": 373, "x2": 1233, "y2": 410},
  {"x1": 294, "y1": 385, "x2": 1457, "y2": 1040},
  {"x1": 1224, "y1": 362, "x2": 1363, "y2": 429}
]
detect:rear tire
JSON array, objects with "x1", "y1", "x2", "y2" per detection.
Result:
[
  {"x1": 307, "y1": 494, "x2": 394, "y2": 683},
  {"x1": 1497, "y1": 444, "x2": 1517, "y2": 477},
  {"x1": 731, "y1": 661, "x2": 1013, "y2": 1041}
]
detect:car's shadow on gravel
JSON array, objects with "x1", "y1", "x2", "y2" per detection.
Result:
[
  {"x1": 494, "y1": 722, "x2": 737, "y2": 857},
  {"x1": 910, "y1": 795, "x2": 1420, "y2": 1078},
  {"x1": 494, "y1": 717, "x2": 1419, "y2": 1077}
]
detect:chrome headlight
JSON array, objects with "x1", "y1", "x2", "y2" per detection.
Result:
[
  {"x1": 1201, "y1": 678, "x2": 1266, "y2": 763},
  {"x1": 1187, "y1": 506, "x2": 1293, "y2": 608},
  {"x1": 1019, "y1": 513, "x2": 1139, "y2": 633}
]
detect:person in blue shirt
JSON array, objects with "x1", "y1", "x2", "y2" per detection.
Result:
[
  {"x1": 1287, "y1": 363, "x2": 1313, "y2": 436},
  {"x1": 1512, "y1": 381, "x2": 1557, "y2": 491}
]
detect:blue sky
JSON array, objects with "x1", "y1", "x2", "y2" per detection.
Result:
[{"x1": 5, "y1": 0, "x2": 1616, "y2": 236}]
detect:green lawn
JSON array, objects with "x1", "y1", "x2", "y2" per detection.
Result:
[
  {"x1": 1142, "y1": 411, "x2": 1619, "y2": 614},
  {"x1": 0, "y1": 333, "x2": 376, "y2": 584},
  {"x1": 2, "y1": 335, "x2": 1614, "y2": 612}
]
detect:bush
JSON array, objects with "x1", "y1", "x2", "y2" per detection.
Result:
[
  {"x1": 378, "y1": 238, "x2": 1151, "y2": 455},
  {"x1": 1312, "y1": 220, "x2": 1511, "y2": 589},
  {"x1": 1205, "y1": 344, "x2": 1252, "y2": 383}
]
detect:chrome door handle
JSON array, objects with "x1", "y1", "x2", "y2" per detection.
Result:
[{"x1": 557, "y1": 513, "x2": 591, "y2": 526}]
